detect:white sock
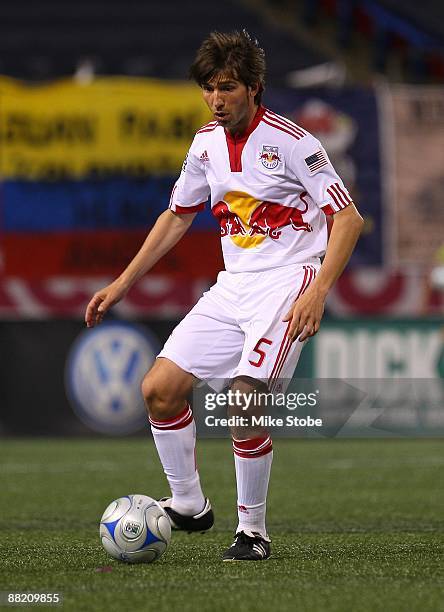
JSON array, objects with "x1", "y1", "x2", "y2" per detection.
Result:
[
  {"x1": 150, "y1": 404, "x2": 205, "y2": 516},
  {"x1": 232, "y1": 436, "x2": 273, "y2": 540}
]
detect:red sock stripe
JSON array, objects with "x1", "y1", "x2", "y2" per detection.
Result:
[
  {"x1": 149, "y1": 403, "x2": 193, "y2": 430},
  {"x1": 232, "y1": 436, "x2": 273, "y2": 458},
  {"x1": 268, "y1": 265, "x2": 316, "y2": 391}
]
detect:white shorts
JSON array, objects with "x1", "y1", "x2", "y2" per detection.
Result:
[{"x1": 158, "y1": 262, "x2": 319, "y2": 391}]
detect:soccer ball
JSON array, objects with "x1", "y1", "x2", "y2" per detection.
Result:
[{"x1": 99, "y1": 494, "x2": 171, "y2": 563}]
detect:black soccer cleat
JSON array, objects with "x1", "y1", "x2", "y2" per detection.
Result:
[
  {"x1": 158, "y1": 497, "x2": 214, "y2": 533},
  {"x1": 222, "y1": 530, "x2": 271, "y2": 561}
]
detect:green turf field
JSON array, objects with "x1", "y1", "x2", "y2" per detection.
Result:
[{"x1": 1, "y1": 438, "x2": 443, "y2": 611}]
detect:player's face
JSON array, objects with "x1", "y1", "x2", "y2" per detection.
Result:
[{"x1": 202, "y1": 74, "x2": 259, "y2": 135}]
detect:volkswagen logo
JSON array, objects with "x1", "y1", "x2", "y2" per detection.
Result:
[{"x1": 65, "y1": 321, "x2": 159, "y2": 434}]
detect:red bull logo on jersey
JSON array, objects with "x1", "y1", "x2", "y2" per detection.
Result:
[
  {"x1": 259, "y1": 145, "x2": 281, "y2": 170},
  {"x1": 212, "y1": 191, "x2": 313, "y2": 249}
]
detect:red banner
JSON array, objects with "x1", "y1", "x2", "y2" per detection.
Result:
[
  {"x1": 327, "y1": 268, "x2": 443, "y2": 316},
  {"x1": 0, "y1": 268, "x2": 440, "y2": 318},
  {"x1": 1, "y1": 230, "x2": 223, "y2": 278},
  {"x1": 0, "y1": 276, "x2": 212, "y2": 318}
]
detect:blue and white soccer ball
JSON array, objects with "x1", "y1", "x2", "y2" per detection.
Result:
[{"x1": 99, "y1": 494, "x2": 171, "y2": 563}]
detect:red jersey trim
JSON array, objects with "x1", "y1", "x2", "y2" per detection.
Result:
[
  {"x1": 173, "y1": 202, "x2": 205, "y2": 214},
  {"x1": 262, "y1": 117, "x2": 304, "y2": 140},
  {"x1": 321, "y1": 203, "x2": 336, "y2": 216},
  {"x1": 196, "y1": 121, "x2": 218, "y2": 134},
  {"x1": 197, "y1": 125, "x2": 218, "y2": 134},
  {"x1": 326, "y1": 182, "x2": 353, "y2": 212},
  {"x1": 264, "y1": 110, "x2": 306, "y2": 139},
  {"x1": 225, "y1": 105, "x2": 266, "y2": 172}
]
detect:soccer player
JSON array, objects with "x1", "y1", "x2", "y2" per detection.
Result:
[{"x1": 85, "y1": 31, "x2": 363, "y2": 561}]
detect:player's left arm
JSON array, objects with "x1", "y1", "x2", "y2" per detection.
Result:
[{"x1": 284, "y1": 203, "x2": 364, "y2": 342}]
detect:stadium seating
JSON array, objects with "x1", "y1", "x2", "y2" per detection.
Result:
[{"x1": 0, "y1": 0, "x2": 327, "y2": 82}]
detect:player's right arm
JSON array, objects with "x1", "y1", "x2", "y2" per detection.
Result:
[
  {"x1": 86, "y1": 134, "x2": 209, "y2": 327},
  {"x1": 85, "y1": 209, "x2": 196, "y2": 327}
]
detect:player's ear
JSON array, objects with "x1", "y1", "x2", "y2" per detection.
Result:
[{"x1": 248, "y1": 82, "x2": 260, "y2": 99}]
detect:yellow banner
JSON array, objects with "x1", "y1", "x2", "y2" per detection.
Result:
[{"x1": 0, "y1": 77, "x2": 211, "y2": 179}]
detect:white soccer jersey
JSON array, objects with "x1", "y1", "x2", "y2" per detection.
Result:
[{"x1": 169, "y1": 106, "x2": 353, "y2": 273}]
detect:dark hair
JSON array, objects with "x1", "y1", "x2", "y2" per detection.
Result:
[{"x1": 189, "y1": 30, "x2": 266, "y2": 105}]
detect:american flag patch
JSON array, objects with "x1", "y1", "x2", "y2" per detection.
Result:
[{"x1": 305, "y1": 150, "x2": 328, "y2": 173}]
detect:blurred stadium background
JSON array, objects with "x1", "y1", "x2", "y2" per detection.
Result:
[{"x1": 0, "y1": 0, "x2": 443, "y2": 436}]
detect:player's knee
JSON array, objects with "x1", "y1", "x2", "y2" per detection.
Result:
[
  {"x1": 229, "y1": 376, "x2": 269, "y2": 439},
  {"x1": 141, "y1": 371, "x2": 182, "y2": 420},
  {"x1": 230, "y1": 375, "x2": 267, "y2": 396}
]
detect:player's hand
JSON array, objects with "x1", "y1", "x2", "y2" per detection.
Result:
[
  {"x1": 282, "y1": 285, "x2": 326, "y2": 342},
  {"x1": 85, "y1": 278, "x2": 129, "y2": 328}
]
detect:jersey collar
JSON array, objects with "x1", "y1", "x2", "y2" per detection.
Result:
[{"x1": 224, "y1": 105, "x2": 265, "y2": 143}]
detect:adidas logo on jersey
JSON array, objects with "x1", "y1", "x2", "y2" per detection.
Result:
[{"x1": 200, "y1": 150, "x2": 210, "y2": 163}]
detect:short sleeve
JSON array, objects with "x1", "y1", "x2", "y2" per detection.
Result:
[
  {"x1": 290, "y1": 134, "x2": 353, "y2": 215},
  {"x1": 168, "y1": 138, "x2": 210, "y2": 214}
]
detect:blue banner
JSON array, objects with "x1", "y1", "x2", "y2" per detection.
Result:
[{"x1": 2, "y1": 178, "x2": 217, "y2": 232}]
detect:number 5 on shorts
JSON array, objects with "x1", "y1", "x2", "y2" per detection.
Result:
[{"x1": 249, "y1": 338, "x2": 273, "y2": 367}]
